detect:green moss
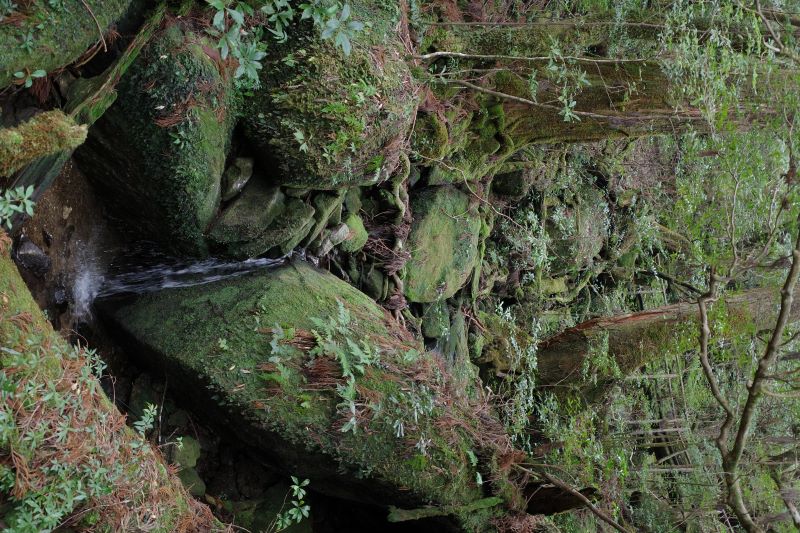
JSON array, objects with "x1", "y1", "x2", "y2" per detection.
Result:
[
  {"x1": 0, "y1": 111, "x2": 87, "y2": 176},
  {"x1": 0, "y1": 0, "x2": 133, "y2": 89},
  {"x1": 75, "y1": 23, "x2": 236, "y2": 255},
  {"x1": 208, "y1": 181, "x2": 286, "y2": 246},
  {"x1": 241, "y1": 0, "x2": 417, "y2": 189},
  {"x1": 340, "y1": 213, "x2": 368, "y2": 252},
  {"x1": 304, "y1": 191, "x2": 345, "y2": 246},
  {"x1": 404, "y1": 186, "x2": 482, "y2": 303},
  {"x1": 99, "y1": 263, "x2": 510, "y2": 529},
  {"x1": 225, "y1": 198, "x2": 316, "y2": 258}
]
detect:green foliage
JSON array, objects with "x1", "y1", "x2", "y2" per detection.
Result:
[
  {"x1": 309, "y1": 300, "x2": 379, "y2": 433},
  {"x1": 0, "y1": 0, "x2": 17, "y2": 22},
  {"x1": 133, "y1": 402, "x2": 158, "y2": 437},
  {"x1": 660, "y1": 1, "x2": 763, "y2": 126},
  {"x1": 204, "y1": 0, "x2": 364, "y2": 88},
  {"x1": 0, "y1": 185, "x2": 35, "y2": 229},
  {"x1": 273, "y1": 476, "x2": 311, "y2": 531},
  {"x1": 12, "y1": 68, "x2": 45, "y2": 88}
]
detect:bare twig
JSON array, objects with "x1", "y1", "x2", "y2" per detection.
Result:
[
  {"x1": 80, "y1": 0, "x2": 108, "y2": 52},
  {"x1": 417, "y1": 51, "x2": 651, "y2": 64},
  {"x1": 540, "y1": 473, "x2": 631, "y2": 533}
]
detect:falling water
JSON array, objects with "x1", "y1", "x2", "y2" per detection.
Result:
[
  {"x1": 69, "y1": 236, "x2": 292, "y2": 320},
  {"x1": 96, "y1": 254, "x2": 290, "y2": 298}
]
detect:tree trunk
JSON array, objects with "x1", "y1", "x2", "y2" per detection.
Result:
[{"x1": 536, "y1": 286, "x2": 800, "y2": 392}]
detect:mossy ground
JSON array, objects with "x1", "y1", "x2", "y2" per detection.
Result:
[{"x1": 0, "y1": 234, "x2": 223, "y2": 532}]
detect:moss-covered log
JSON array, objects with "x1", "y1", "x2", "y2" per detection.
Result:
[
  {"x1": 536, "y1": 285, "x2": 800, "y2": 392},
  {"x1": 0, "y1": 234, "x2": 225, "y2": 532},
  {"x1": 96, "y1": 261, "x2": 554, "y2": 530},
  {"x1": 0, "y1": 111, "x2": 87, "y2": 177},
  {"x1": 0, "y1": 0, "x2": 135, "y2": 89}
]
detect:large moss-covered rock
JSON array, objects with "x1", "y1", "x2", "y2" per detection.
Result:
[
  {"x1": 241, "y1": 1, "x2": 416, "y2": 189},
  {"x1": 97, "y1": 262, "x2": 518, "y2": 529},
  {"x1": 0, "y1": 0, "x2": 134, "y2": 89},
  {"x1": 75, "y1": 23, "x2": 235, "y2": 255},
  {"x1": 404, "y1": 187, "x2": 482, "y2": 303}
]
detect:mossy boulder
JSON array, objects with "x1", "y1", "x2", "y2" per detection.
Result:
[
  {"x1": 97, "y1": 262, "x2": 518, "y2": 528},
  {"x1": 0, "y1": 0, "x2": 135, "y2": 89},
  {"x1": 340, "y1": 213, "x2": 368, "y2": 253},
  {"x1": 404, "y1": 186, "x2": 482, "y2": 303},
  {"x1": 224, "y1": 198, "x2": 316, "y2": 258},
  {"x1": 241, "y1": 1, "x2": 416, "y2": 189},
  {"x1": 209, "y1": 179, "x2": 285, "y2": 246},
  {"x1": 75, "y1": 23, "x2": 235, "y2": 255}
]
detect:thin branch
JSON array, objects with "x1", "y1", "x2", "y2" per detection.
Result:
[
  {"x1": 80, "y1": 0, "x2": 108, "y2": 52},
  {"x1": 540, "y1": 473, "x2": 631, "y2": 533},
  {"x1": 417, "y1": 51, "x2": 651, "y2": 64}
]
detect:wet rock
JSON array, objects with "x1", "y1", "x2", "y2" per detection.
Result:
[
  {"x1": 404, "y1": 187, "x2": 482, "y2": 303},
  {"x1": 209, "y1": 179, "x2": 285, "y2": 245},
  {"x1": 225, "y1": 199, "x2": 315, "y2": 258},
  {"x1": 14, "y1": 237, "x2": 50, "y2": 278},
  {"x1": 53, "y1": 283, "x2": 69, "y2": 311},
  {"x1": 221, "y1": 158, "x2": 254, "y2": 202},
  {"x1": 75, "y1": 24, "x2": 235, "y2": 255}
]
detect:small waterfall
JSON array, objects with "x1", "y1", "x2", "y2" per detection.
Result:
[
  {"x1": 71, "y1": 235, "x2": 106, "y2": 321},
  {"x1": 67, "y1": 236, "x2": 292, "y2": 320},
  {"x1": 96, "y1": 254, "x2": 289, "y2": 298}
]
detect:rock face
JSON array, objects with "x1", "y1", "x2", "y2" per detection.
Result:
[
  {"x1": 240, "y1": 1, "x2": 417, "y2": 190},
  {"x1": 97, "y1": 262, "x2": 515, "y2": 529},
  {"x1": 404, "y1": 187, "x2": 482, "y2": 303},
  {"x1": 75, "y1": 24, "x2": 235, "y2": 255}
]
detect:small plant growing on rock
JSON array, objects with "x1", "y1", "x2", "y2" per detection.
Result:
[
  {"x1": 0, "y1": 185, "x2": 35, "y2": 228},
  {"x1": 273, "y1": 476, "x2": 311, "y2": 531}
]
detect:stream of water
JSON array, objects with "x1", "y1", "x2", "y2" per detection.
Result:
[{"x1": 71, "y1": 240, "x2": 293, "y2": 319}]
